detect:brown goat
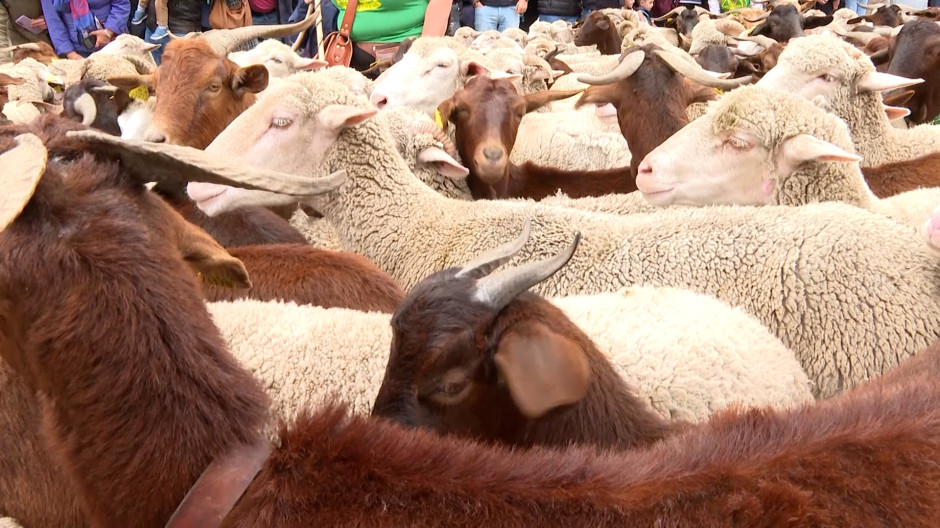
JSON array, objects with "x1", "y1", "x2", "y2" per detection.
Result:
[
  {"x1": 440, "y1": 76, "x2": 635, "y2": 200},
  {"x1": 574, "y1": 11, "x2": 622, "y2": 55},
  {"x1": 372, "y1": 224, "x2": 674, "y2": 450},
  {"x1": 848, "y1": 4, "x2": 904, "y2": 27},
  {"x1": 204, "y1": 243, "x2": 405, "y2": 312},
  {"x1": 1, "y1": 42, "x2": 57, "y2": 65},
  {"x1": 861, "y1": 151, "x2": 940, "y2": 198},
  {"x1": 2, "y1": 122, "x2": 940, "y2": 527},
  {"x1": 576, "y1": 45, "x2": 748, "y2": 176},
  {"x1": 886, "y1": 19, "x2": 940, "y2": 124}
]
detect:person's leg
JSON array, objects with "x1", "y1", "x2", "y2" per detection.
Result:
[
  {"x1": 154, "y1": 0, "x2": 168, "y2": 27},
  {"x1": 475, "y1": 5, "x2": 500, "y2": 31},
  {"x1": 538, "y1": 14, "x2": 561, "y2": 22},
  {"x1": 503, "y1": 6, "x2": 520, "y2": 29},
  {"x1": 132, "y1": 0, "x2": 151, "y2": 25},
  {"x1": 581, "y1": 7, "x2": 591, "y2": 20}
]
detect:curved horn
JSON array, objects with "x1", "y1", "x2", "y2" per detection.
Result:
[
  {"x1": 473, "y1": 232, "x2": 581, "y2": 309},
  {"x1": 0, "y1": 42, "x2": 43, "y2": 52},
  {"x1": 653, "y1": 6, "x2": 687, "y2": 21},
  {"x1": 856, "y1": 2, "x2": 884, "y2": 10},
  {"x1": 65, "y1": 130, "x2": 346, "y2": 197},
  {"x1": 744, "y1": 13, "x2": 769, "y2": 22},
  {"x1": 412, "y1": 119, "x2": 458, "y2": 158},
  {"x1": 456, "y1": 219, "x2": 532, "y2": 279},
  {"x1": 0, "y1": 133, "x2": 48, "y2": 232},
  {"x1": 576, "y1": 49, "x2": 645, "y2": 85},
  {"x1": 201, "y1": 15, "x2": 318, "y2": 56},
  {"x1": 72, "y1": 92, "x2": 98, "y2": 126},
  {"x1": 735, "y1": 34, "x2": 778, "y2": 49},
  {"x1": 654, "y1": 49, "x2": 753, "y2": 89},
  {"x1": 543, "y1": 44, "x2": 563, "y2": 62}
]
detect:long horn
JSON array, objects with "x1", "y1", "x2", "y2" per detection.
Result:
[
  {"x1": 856, "y1": 2, "x2": 884, "y2": 9},
  {"x1": 576, "y1": 49, "x2": 645, "y2": 85},
  {"x1": 0, "y1": 134, "x2": 48, "y2": 232},
  {"x1": 201, "y1": 14, "x2": 318, "y2": 56},
  {"x1": 473, "y1": 232, "x2": 581, "y2": 309},
  {"x1": 65, "y1": 130, "x2": 345, "y2": 197},
  {"x1": 455, "y1": 219, "x2": 532, "y2": 279},
  {"x1": 0, "y1": 43, "x2": 42, "y2": 52},
  {"x1": 654, "y1": 49, "x2": 753, "y2": 89},
  {"x1": 737, "y1": 34, "x2": 778, "y2": 49},
  {"x1": 412, "y1": 119, "x2": 458, "y2": 158},
  {"x1": 744, "y1": 13, "x2": 769, "y2": 22},
  {"x1": 72, "y1": 92, "x2": 98, "y2": 126},
  {"x1": 653, "y1": 6, "x2": 687, "y2": 21}
]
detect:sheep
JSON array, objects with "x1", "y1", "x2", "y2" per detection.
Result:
[
  {"x1": 926, "y1": 205, "x2": 940, "y2": 255},
  {"x1": 185, "y1": 72, "x2": 940, "y2": 398},
  {"x1": 1, "y1": 100, "x2": 55, "y2": 124},
  {"x1": 0, "y1": 58, "x2": 59, "y2": 104},
  {"x1": 0, "y1": 131, "x2": 936, "y2": 527},
  {"x1": 756, "y1": 33, "x2": 940, "y2": 167},
  {"x1": 453, "y1": 26, "x2": 479, "y2": 47},
  {"x1": 637, "y1": 84, "x2": 940, "y2": 232},
  {"x1": 372, "y1": 224, "x2": 811, "y2": 450},
  {"x1": 94, "y1": 33, "x2": 160, "y2": 64},
  {"x1": 228, "y1": 38, "x2": 327, "y2": 79}
]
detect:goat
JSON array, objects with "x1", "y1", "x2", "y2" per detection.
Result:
[
  {"x1": 747, "y1": 3, "x2": 832, "y2": 42},
  {"x1": 204, "y1": 243, "x2": 405, "y2": 313},
  {"x1": 885, "y1": 19, "x2": 940, "y2": 124},
  {"x1": 61, "y1": 79, "x2": 130, "y2": 136},
  {"x1": 0, "y1": 73, "x2": 26, "y2": 110},
  {"x1": 372, "y1": 223, "x2": 674, "y2": 449},
  {"x1": 575, "y1": 45, "x2": 750, "y2": 177},
  {"x1": 574, "y1": 11, "x2": 622, "y2": 55},
  {"x1": 0, "y1": 42, "x2": 57, "y2": 65},
  {"x1": 848, "y1": 4, "x2": 904, "y2": 27},
  {"x1": 861, "y1": 151, "x2": 940, "y2": 198},
  {"x1": 440, "y1": 76, "x2": 633, "y2": 200},
  {"x1": 2, "y1": 124, "x2": 939, "y2": 525},
  {"x1": 696, "y1": 44, "x2": 741, "y2": 75}
]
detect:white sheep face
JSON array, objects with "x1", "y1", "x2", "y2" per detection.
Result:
[
  {"x1": 371, "y1": 46, "x2": 462, "y2": 116},
  {"x1": 229, "y1": 39, "x2": 326, "y2": 79}
]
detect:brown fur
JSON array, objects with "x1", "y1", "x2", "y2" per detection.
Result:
[
  {"x1": 372, "y1": 266, "x2": 674, "y2": 450},
  {"x1": 441, "y1": 76, "x2": 634, "y2": 200},
  {"x1": 577, "y1": 45, "x2": 717, "y2": 177},
  {"x1": 574, "y1": 12, "x2": 622, "y2": 55},
  {"x1": 886, "y1": 19, "x2": 940, "y2": 125},
  {"x1": 848, "y1": 5, "x2": 904, "y2": 27},
  {"x1": 860, "y1": 151, "x2": 940, "y2": 198},
  {"x1": 203, "y1": 243, "x2": 405, "y2": 312},
  {"x1": 149, "y1": 39, "x2": 268, "y2": 149},
  {"x1": 10, "y1": 42, "x2": 57, "y2": 65},
  {"x1": 0, "y1": 120, "x2": 270, "y2": 527},
  {"x1": 1, "y1": 121, "x2": 939, "y2": 527}
]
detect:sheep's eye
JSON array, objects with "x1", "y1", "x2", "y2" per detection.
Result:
[
  {"x1": 272, "y1": 116, "x2": 293, "y2": 128},
  {"x1": 818, "y1": 73, "x2": 835, "y2": 83},
  {"x1": 727, "y1": 136, "x2": 749, "y2": 150},
  {"x1": 271, "y1": 58, "x2": 283, "y2": 64},
  {"x1": 436, "y1": 62, "x2": 451, "y2": 69}
]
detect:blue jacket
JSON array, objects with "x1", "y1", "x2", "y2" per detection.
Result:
[{"x1": 40, "y1": 0, "x2": 130, "y2": 56}]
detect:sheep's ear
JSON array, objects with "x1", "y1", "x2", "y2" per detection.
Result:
[
  {"x1": 523, "y1": 88, "x2": 584, "y2": 113},
  {"x1": 884, "y1": 105, "x2": 911, "y2": 120},
  {"x1": 856, "y1": 71, "x2": 923, "y2": 94},
  {"x1": 295, "y1": 58, "x2": 328, "y2": 71},
  {"x1": 170, "y1": 205, "x2": 252, "y2": 289},
  {"x1": 0, "y1": 73, "x2": 26, "y2": 86},
  {"x1": 494, "y1": 321, "x2": 591, "y2": 419},
  {"x1": 777, "y1": 134, "x2": 861, "y2": 176},
  {"x1": 461, "y1": 60, "x2": 492, "y2": 78},
  {"x1": 319, "y1": 104, "x2": 378, "y2": 133},
  {"x1": 0, "y1": 134, "x2": 47, "y2": 232},
  {"x1": 417, "y1": 146, "x2": 469, "y2": 180},
  {"x1": 232, "y1": 64, "x2": 269, "y2": 97}
]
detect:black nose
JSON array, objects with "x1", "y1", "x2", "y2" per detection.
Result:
[{"x1": 483, "y1": 147, "x2": 503, "y2": 162}]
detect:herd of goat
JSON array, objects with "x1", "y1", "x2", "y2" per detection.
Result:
[{"x1": 2, "y1": 0, "x2": 940, "y2": 526}]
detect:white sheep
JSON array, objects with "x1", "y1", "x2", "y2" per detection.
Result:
[
  {"x1": 187, "y1": 72, "x2": 940, "y2": 398},
  {"x1": 0, "y1": 58, "x2": 59, "y2": 103},
  {"x1": 228, "y1": 38, "x2": 326, "y2": 79},
  {"x1": 756, "y1": 33, "x2": 939, "y2": 167},
  {"x1": 208, "y1": 287, "x2": 812, "y2": 423},
  {"x1": 637, "y1": 84, "x2": 940, "y2": 232},
  {"x1": 0, "y1": 518, "x2": 22, "y2": 528}
]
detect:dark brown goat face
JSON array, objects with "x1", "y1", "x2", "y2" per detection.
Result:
[
  {"x1": 849, "y1": 5, "x2": 903, "y2": 28},
  {"x1": 372, "y1": 226, "x2": 587, "y2": 440},
  {"x1": 144, "y1": 40, "x2": 268, "y2": 148},
  {"x1": 751, "y1": 4, "x2": 830, "y2": 43},
  {"x1": 886, "y1": 20, "x2": 940, "y2": 124}
]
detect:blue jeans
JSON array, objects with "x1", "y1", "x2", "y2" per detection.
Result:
[
  {"x1": 840, "y1": 0, "x2": 864, "y2": 15},
  {"x1": 474, "y1": 5, "x2": 520, "y2": 31},
  {"x1": 538, "y1": 14, "x2": 579, "y2": 24},
  {"x1": 144, "y1": 26, "x2": 166, "y2": 65}
]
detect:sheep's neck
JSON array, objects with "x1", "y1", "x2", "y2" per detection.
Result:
[
  {"x1": 36, "y1": 239, "x2": 268, "y2": 527},
  {"x1": 776, "y1": 163, "x2": 877, "y2": 211},
  {"x1": 840, "y1": 91, "x2": 903, "y2": 167}
]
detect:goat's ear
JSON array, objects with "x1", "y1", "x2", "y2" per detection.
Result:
[
  {"x1": 232, "y1": 64, "x2": 269, "y2": 97},
  {"x1": 417, "y1": 146, "x2": 468, "y2": 179},
  {"x1": 749, "y1": 22, "x2": 771, "y2": 37},
  {"x1": 319, "y1": 104, "x2": 378, "y2": 133},
  {"x1": 777, "y1": 134, "x2": 861, "y2": 177},
  {"x1": 802, "y1": 15, "x2": 833, "y2": 29},
  {"x1": 882, "y1": 89, "x2": 914, "y2": 107},
  {"x1": 461, "y1": 60, "x2": 492, "y2": 78},
  {"x1": 0, "y1": 73, "x2": 26, "y2": 86},
  {"x1": 108, "y1": 74, "x2": 155, "y2": 93},
  {"x1": 574, "y1": 84, "x2": 616, "y2": 109},
  {"x1": 437, "y1": 97, "x2": 456, "y2": 125},
  {"x1": 0, "y1": 134, "x2": 47, "y2": 232},
  {"x1": 856, "y1": 71, "x2": 923, "y2": 94},
  {"x1": 170, "y1": 206, "x2": 252, "y2": 289},
  {"x1": 523, "y1": 89, "x2": 584, "y2": 113},
  {"x1": 494, "y1": 321, "x2": 591, "y2": 419}
]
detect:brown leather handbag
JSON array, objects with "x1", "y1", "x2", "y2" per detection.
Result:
[
  {"x1": 322, "y1": 0, "x2": 358, "y2": 67},
  {"x1": 208, "y1": 0, "x2": 253, "y2": 30}
]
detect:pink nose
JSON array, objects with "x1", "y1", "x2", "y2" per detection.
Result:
[
  {"x1": 635, "y1": 155, "x2": 656, "y2": 193},
  {"x1": 370, "y1": 91, "x2": 388, "y2": 109}
]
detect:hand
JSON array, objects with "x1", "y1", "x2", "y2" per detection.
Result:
[
  {"x1": 515, "y1": 0, "x2": 527, "y2": 13},
  {"x1": 30, "y1": 17, "x2": 47, "y2": 31},
  {"x1": 89, "y1": 29, "x2": 112, "y2": 48},
  {"x1": 66, "y1": 51, "x2": 83, "y2": 60}
]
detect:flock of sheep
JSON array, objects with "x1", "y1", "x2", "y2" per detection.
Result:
[{"x1": 1, "y1": 0, "x2": 940, "y2": 525}]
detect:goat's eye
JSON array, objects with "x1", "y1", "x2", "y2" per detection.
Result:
[
  {"x1": 208, "y1": 83, "x2": 222, "y2": 92},
  {"x1": 272, "y1": 116, "x2": 293, "y2": 128},
  {"x1": 437, "y1": 381, "x2": 466, "y2": 396}
]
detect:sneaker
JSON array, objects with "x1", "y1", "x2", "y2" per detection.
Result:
[
  {"x1": 131, "y1": 7, "x2": 147, "y2": 25},
  {"x1": 150, "y1": 25, "x2": 169, "y2": 41}
]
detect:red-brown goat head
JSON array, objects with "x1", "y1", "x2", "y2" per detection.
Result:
[
  {"x1": 437, "y1": 75, "x2": 582, "y2": 187},
  {"x1": 109, "y1": 17, "x2": 317, "y2": 149},
  {"x1": 372, "y1": 220, "x2": 589, "y2": 443}
]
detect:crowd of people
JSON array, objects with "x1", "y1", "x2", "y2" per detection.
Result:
[{"x1": 1, "y1": 0, "x2": 938, "y2": 70}]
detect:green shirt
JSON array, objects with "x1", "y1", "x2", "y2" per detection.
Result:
[
  {"x1": 333, "y1": 0, "x2": 428, "y2": 43},
  {"x1": 719, "y1": 0, "x2": 750, "y2": 12}
]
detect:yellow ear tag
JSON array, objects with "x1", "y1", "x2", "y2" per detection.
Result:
[
  {"x1": 434, "y1": 108, "x2": 445, "y2": 130},
  {"x1": 129, "y1": 85, "x2": 150, "y2": 101}
]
